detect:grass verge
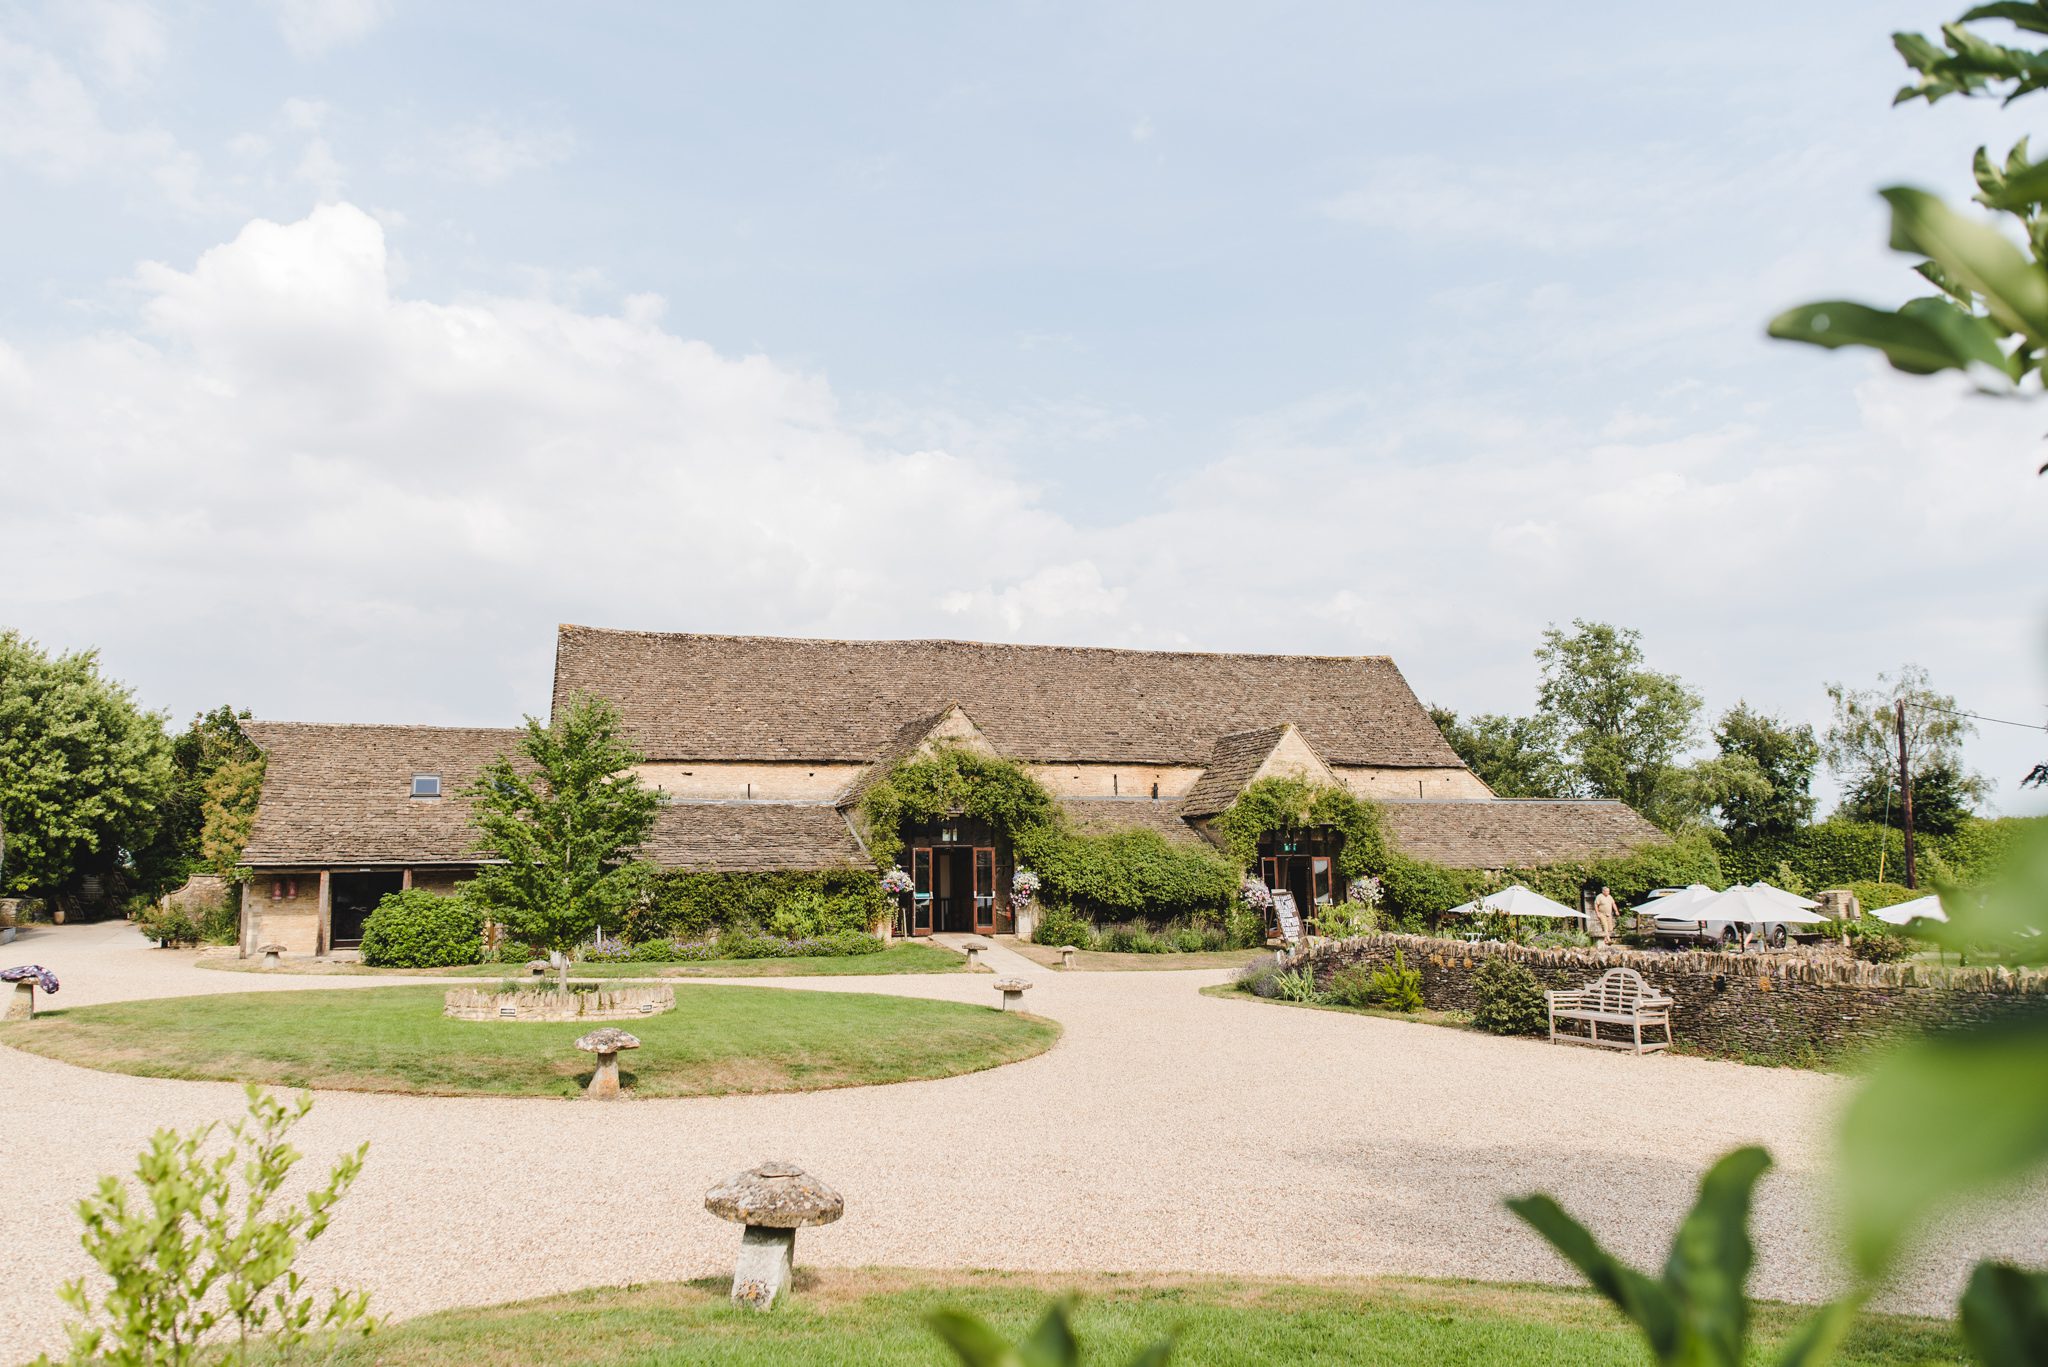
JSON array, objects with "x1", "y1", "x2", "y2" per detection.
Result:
[
  {"x1": 292, "y1": 1268, "x2": 1961, "y2": 1366},
  {"x1": 0, "y1": 984, "x2": 1056, "y2": 1098},
  {"x1": 1007, "y1": 942, "x2": 1265, "y2": 973},
  {"x1": 197, "y1": 942, "x2": 971, "y2": 978}
]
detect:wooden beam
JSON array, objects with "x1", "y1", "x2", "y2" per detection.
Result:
[{"x1": 317, "y1": 870, "x2": 332, "y2": 957}]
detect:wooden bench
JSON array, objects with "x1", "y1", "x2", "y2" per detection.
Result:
[{"x1": 1546, "y1": 967, "x2": 1674, "y2": 1055}]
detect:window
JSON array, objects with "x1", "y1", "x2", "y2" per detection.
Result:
[{"x1": 411, "y1": 774, "x2": 441, "y2": 799}]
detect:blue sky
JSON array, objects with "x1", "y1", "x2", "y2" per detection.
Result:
[{"x1": 3, "y1": 0, "x2": 2045, "y2": 813}]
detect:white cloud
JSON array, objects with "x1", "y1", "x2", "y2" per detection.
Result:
[
  {"x1": 268, "y1": 0, "x2": 390, "y2": 57},
  {"x1": 0, "y1": 33, "x2": 205, "y2": 211},
  {"x1": 73, "y1": 0, "x2": 167, "y2": 88},
  {"x1": 1, "y1": 203, "x2": 2041, "y2": 811},
  {"x1": 400, "y1": 120, "x2": 573, "y2": 185}
]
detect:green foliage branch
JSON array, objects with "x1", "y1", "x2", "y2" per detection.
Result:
[{"x1": 37, "y1": 1086, "x2": 373, "y2": 1367}]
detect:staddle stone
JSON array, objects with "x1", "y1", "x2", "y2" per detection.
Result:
[{"x1": 705, "y1": 1162, "x2": 844, "y2": 1310}]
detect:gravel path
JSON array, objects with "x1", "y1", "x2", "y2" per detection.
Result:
[{"x1": 4, "y1": 922, "x2": 2043, "y2": 1356}]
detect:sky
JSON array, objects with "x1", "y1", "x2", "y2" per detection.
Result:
[{"x1": 3, "y1": 0, "x2": 2046, "y2": 814}]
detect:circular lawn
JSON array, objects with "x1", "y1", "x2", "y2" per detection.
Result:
[{"x1": 0, "y1": 984, "x2": 1058, "y2": 1099}]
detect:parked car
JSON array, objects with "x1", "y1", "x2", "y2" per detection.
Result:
[{"x1": 1636, "y1": 884, "x2": 1828, "y2": 950}]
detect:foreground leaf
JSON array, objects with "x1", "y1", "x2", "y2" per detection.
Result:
[
  {"x1": 1506, "y1": 1196, "x2": 1681, "y2": 1358},
  {"x1": 1766, "y1": 297, "x2": 2015, "y2": 377},
  {"x1": 1882, "y1": 186, "x2": 2048, "y2": 341},
  {"x1": 1958, "y1": 1261, "x2": 2048, "y2": 1366},
  {"x1": 1662, "y1": 1147, "x2": 1772, "y2": 1366},
  {"x1": 1838, "y1": 1010, "x2": 2048, "y2": 1276}
]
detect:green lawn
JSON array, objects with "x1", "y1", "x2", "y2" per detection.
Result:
[
  {"x1": 199, "y1": 943, "x2": 970, "y2": 979},
  {"x1": 291, "y1": 1269, "x2": 1962, "y2": 1366},
  {"x1": 0, "y1": 985, "x2": 1056, "y2": 1099}
]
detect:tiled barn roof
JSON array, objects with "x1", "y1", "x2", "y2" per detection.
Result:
[
  {"x1": 1377, "y1": 799, "x2": 1665, "y2": 870},
  {"x1": 551, "y1": 626, "x2": 1465, "y2": 768},
  {"x1": 642, "y1": 802, "x2": 868, "y2": 871},
  {"x1": 1179, "y1": 725, "x2": 1296, "y2": 817},
  {"x1": 241, "y1": 723, "x2": 523, "y2": 866},
  {"x1": 1057, "y1": 797, "x2": 1209, "y2": 848}
]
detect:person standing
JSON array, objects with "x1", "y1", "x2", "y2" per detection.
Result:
[{"x1": 1590, "y1": 885, "x2": 1619, "y2": 945}]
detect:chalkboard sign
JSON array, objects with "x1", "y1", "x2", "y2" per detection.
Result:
[{"x1": 1273, "y1": 891, "x2": 1303, "y2": 942}]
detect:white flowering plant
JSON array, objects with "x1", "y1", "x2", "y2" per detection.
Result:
[
  {"x1": 880, "y1": 866, "x2": 915, "y2": 896},
  {"x1": 1010, "y1": 868, "x2": 1041, "y2": 904},
  {"x1": 1239, "y1": 878, "x2": 1273, "y2": 913}
]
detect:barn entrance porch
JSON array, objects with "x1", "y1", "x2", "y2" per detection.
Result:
[{"x1": 904, "y1": 820, "x2": 1001, "y2": 936}]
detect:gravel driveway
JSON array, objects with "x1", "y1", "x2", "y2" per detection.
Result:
[{"x1": 3, "y1": 922, "x2": 2042, "y2": 1356}]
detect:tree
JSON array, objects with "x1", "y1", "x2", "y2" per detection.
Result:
[
  {"x1": 1704, "y1": 702, "x2": 1819, "y2": 842},
  {"x1": 1428, "y1": 706, "x2": 1571, "y2": 798},
  {"x1": 130, "y1": 706, "x2": 264, "y2": 894},
  {"x1": 1769, "y1": 5, "x2": 2048, "y2": 459},
  {"x1": 1823, "y1": 665, "x2": 1989, "y2": 829},
  {"x1": 465, "y1": 694, "x2": 661, "y2": 988},
  {"x1": 1533, "y1": 621, "x2": 1705, "y2": 829},
  {"x1": 0, "y1": 631, "x2": 176, "y2": 904}
]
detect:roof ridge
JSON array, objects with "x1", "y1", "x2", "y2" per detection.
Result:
[
  {"x1": 555, "y1": 623, "x2": 1397, "y2": 665},
  {"x1": 245, "y1": 720, "x2": 525, "y2": 735}
]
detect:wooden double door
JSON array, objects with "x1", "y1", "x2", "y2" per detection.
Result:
[{"x1": 909, "y1": 845, "x2": 997, "y2": 935}]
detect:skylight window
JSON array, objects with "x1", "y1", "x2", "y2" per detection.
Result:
[{"x1": 411, "y1": 774, "x2": 442, "y2": 799}]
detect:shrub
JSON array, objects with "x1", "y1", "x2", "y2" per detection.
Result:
[
  {"x1": 1845, "y1": 919, "x2": 1916, "y2": 963},
  {"x1": 1271, "y1": 967, "x2": 1327, "y2": 1004},
  {"x1": 767, "y1": 888, "x2": 877, "y2": 939},
  {"x1": 627, "y1": 937, "x2": 679, "y2": 962},
  {"x1": 1015, "y1": 826, "x2": 1238, "y2": 920},
  {"x1": 358, "y1": 890, "x2": 484, "y2": 968},
  {"x1": 1030, "y1": 903, "x2": 1097, "y2": 950},
  {"x1": 1326, "y1": 963, "x2": 1379, "y2": 1009},
  {"x1": 1315, "y1": 901, "x2": 1379, "y2": 938},
  {"x1": 1100, "y1": 923, "x2": 1165, "y2": 954},
  {"x1": 1471, "y1": 957, "x2": 1547, "y2": 1035},
  {"x1": 198, "y1": 894, "x2": 240, "y2": 945},
  {"x1": 45, "y1": 1086, "x2": 372, "y2": 1366},
  {"x1": 1223, "y1": 903, "x2": 1267, "y2": 949},
  {"x1": 1171, "y1": 926, "x2": 1208, "y2": 952},
  {"x1": 1843, "y1": 880, "x2": 1922, "y2": 912},
  {"x1": 1233, "y1": 959, "x2": 1284, "y2": 998},
  {"x1": 136, "y1": 904, "x2": 202, "y2": 948},
  {"x1": 1527, "y1": 927, "x2": 1592, "y2": 950},
  {"x1": 1363, "y1": 950, "x2": 1424, "y2": 1012}
]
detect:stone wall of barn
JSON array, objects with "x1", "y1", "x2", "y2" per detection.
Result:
[
  {"x1": 1298, "y1": 932, "x2": 2047, "y2": 1064},
  {"x1": 1330, "y1": 765, "x2": 1494, "y2": 801},
  {"x1": 242, "y1": 873, "x2": 322, "y2": 957}
]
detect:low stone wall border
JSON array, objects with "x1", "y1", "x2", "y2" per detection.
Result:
[{"x1": 443, "y1": 984, "x2": 677, "y2": 1022}]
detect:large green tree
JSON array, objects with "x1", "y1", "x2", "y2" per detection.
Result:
[
  {"x1": 465, "y1": 694, "x2": 661, "y2": 988},
  {"x1": 0, "y1": 631, "x2": 176, "y2": 903},
  {"x1": 1823, "y1": 664, "x2": 1988, "y2": 831},
  {"x1": 1534, "y1": 621, "x2": 1705, "y2": 829},
  {"x1": 129, "y1": 705, "x2": 264, "y2": 892},
  {"x1": 1703, "y1": 702, "x2": 1820, "y2": 842},
  {"x1": 1427, "y1": 706, "x2": 1571, "y2": 798}
]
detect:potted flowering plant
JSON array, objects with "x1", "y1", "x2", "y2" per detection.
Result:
[
  {"x1": 880, "y1": 866, "x2": 914, "y2": 896},
  {"x1": 1239, "y1": 878, "x2": 1273, "y2": 914}
]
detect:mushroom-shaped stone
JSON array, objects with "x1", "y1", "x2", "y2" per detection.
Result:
[
  {"x1": 993, "y1": 976, "x2": 1032, "y2": 1011},
  {"x1": 258, "y1": 943, "x2": 287, "y2": 969},
  {"x1": 1058, "y1": 945, "x2": 1078, "y2": 969},
  {"x1": 705, "y1": 1162, "x2": 844, "y2": 1310},
  {"x1": 575, "y1": 1027, "x2": 640, "y2": 1100},
  {"x1": 525, "y1": 959, "x2": 550, "y2": 977},
  {"x1": 962, "y1": 940, "x2": 986, "y2": 968}
]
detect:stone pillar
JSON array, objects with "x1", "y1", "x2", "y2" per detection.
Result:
[
  {"x1": 402, "y1": 868, "x2": 414, "y2": 891},
  {"x1": 733, "y1": 1226, "x2": 796, "y2": 1309},
  {"x1": 5, "y1": 982, "x2": 33, "y2": 1021},
  {"x1": 1816, "y1": 889, "x2": 1860, "y2": 922}
]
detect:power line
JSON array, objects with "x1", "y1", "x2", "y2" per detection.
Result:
[{"x1": 1904, "y1": 699, "x2": 2048, "y2": 734}]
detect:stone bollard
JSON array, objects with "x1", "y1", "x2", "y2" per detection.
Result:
[
  {"x1": 705, "y1": 1162, "x2": 845, "y2": 1310},
  {"x1": 993, "y1": 977, "x2": 1032, "y2": 1011},
  {"x1": 1059, "y1": 945, "x2": 1077, "y2": 970},
  {"x1": 575, "y1": 1028, "x2": 640, "y2": 1099},
  {"x1": 963, "y1": 942, "x2": 985, "y2": 969},
  {"x1": 525, "y1": 959, "x2": 550, "y2": 977},
  {"x1": 5, "y1": 981, "x2": 32, "y2": 1021},
  {"x1": 258, "y1": 944, "x2": 286, "y2": 969}
]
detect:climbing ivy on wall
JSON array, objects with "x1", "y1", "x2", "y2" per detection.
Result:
[
  {"x1": 1210, "y1": 776, "x2": 1389, "y2": 879},
  {"x1": 857, "y1": 745, "x2": 1060, "y2": 869}
]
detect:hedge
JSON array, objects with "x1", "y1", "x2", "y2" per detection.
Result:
[
  {"x1": 623, "y1": 869, "x2": 886, "y2": 943},
  {"x1": 1717, "y1": 816, "x2": 2044, "y2": 891},
  {"x1": 1015, "y1": 826, "x2": 1236, "y2": 919}
]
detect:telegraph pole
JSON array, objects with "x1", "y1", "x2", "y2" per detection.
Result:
[{"x1": 1895, "y1": 699, "x2": 1918, "y2": 890}]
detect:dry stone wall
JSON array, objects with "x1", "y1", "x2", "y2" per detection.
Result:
[{"x1": 1302, "y1": 932, "x2": 2047, "y2": 1064}]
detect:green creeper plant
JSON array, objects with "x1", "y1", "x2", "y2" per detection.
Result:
[
  {"x1": 38, "y1": 1086, "x2": 372, "y2": 1367},
  {"x1": 465, "y1": 693, "x2": 661, "y2": 991},
  {"x1": 1508, "y1": 1148, "x2": 1858, "y2": 1367},
  {"x1": 929, "y1": 1300, "x2": 1172, "y2": 1367}
]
